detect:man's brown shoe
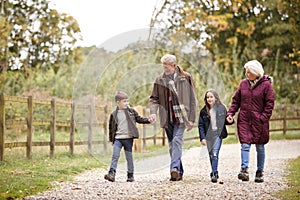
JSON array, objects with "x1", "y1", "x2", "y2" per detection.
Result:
[{"x1": 170, "y1": 168, "x2": 179, "y2": 181}]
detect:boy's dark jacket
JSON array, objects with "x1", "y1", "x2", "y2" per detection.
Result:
[
  {"x1": 109, "y1": 107, "x2": 150, "y2": 143},
  {"x1": 198, "y1": 104, "x2": 233, "y2": 141}
]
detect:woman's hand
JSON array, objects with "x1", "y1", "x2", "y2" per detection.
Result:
[{"x1": 226, "y1": 115, "x2": 234, "y2": 123}]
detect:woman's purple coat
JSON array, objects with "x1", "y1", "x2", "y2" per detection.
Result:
[{"x1": 227, "y1": 75, "x2": 274, "y2": 144}]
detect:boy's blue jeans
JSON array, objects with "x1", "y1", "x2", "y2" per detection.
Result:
[
  {"x1": 241, "y1": 143, "x2": 265, "y2": 171},
  {"x1": 165, "y1": 124, "x2": 185, "y2": 176},
  {"x1": 109, "y1": 138, "x2": 134, "y2": 173}
]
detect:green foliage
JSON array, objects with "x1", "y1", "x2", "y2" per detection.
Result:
[
  {"x1": 0, "y1": 0, "x2": 82, "y2": 73},
  {"x1": 152, "y1": 0, "x2": 300, "y2": 104}
]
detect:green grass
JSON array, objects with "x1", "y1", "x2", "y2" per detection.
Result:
[
  {"x1": 273, "y1": 156, "x2": 300, "y2": 200},
  {"x1": 270, "y1": 132, "x2": 300, "y2": 140},
  {"x1": 0, "y1": 151, "x2": 107, "y2": 200}
]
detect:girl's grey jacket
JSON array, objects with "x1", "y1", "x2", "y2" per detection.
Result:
[
  {"x1": 108, "y1": 107, "x2": 150, "y2": 143},
  {"x1": 198, "y1": 104, "x2": 233, "y2": 141}
]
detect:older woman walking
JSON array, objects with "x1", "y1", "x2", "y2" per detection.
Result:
[{"x1": 227, "y1": 60, "x2": 274, "y2": 183}]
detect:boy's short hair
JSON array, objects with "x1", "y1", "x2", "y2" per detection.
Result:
[{"x1": 115, "y1": 91, "x2": 129, "y2": 102}]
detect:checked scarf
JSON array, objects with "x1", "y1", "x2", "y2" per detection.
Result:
[{"x1": 168, "y1": 79, "x2": 189, "y2": 125}]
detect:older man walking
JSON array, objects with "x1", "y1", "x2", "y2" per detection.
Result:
[{"x1": 149, "y1": 54, "x2": 197, "y2": 181}]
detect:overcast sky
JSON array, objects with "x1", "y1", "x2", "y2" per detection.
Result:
[{"x1": 50, "y1": 0, "x2": 159, "y2": 47}]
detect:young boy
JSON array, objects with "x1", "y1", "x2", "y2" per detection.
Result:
[{"x1": 104, "y1": 91, "x2": 152, "y2": 182}]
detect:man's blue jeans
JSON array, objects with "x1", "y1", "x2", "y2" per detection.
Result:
[
  {"x1": 165, "y1": 124, "x2": 185, "y2": 176},
  {"x1": 109, "y1": 138, "x2": 134, "y2": 173},
  {"x1": 241, "y1": 143, "x2": 265, "y2": 171}
]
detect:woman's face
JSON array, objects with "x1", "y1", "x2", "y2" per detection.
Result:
[
  {"x1": 245, "y1": 68, "x2": 258, "y2": 81},
  {"x1": 206, "y1": 92, "x2": 216, "y2": 107}
]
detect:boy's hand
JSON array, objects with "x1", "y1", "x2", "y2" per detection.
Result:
[
  {"x1": 149, "y1": 114, "x2": 156, "y2": 123},
  {"x1": 201, "y1": 139, "x2": 206, "y2": 146}
]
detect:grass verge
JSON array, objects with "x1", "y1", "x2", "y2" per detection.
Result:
[
  {"x1": 0, "y1": 145, "x2": 169, "y2": 200},
  {"x1": 273, "y1": 156, "x2": 300, "y2": 200},
  {"x1": 0, "y1": 152, "x2": 107, "y2": 200}
]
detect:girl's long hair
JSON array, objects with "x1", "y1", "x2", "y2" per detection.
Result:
[{"x1": 204, "y1": 89, "x2": 225, "y2": 115}]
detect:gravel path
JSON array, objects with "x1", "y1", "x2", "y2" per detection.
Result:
[{"x1": 25, "y1": 140, "x2": 300, "y2": 200}]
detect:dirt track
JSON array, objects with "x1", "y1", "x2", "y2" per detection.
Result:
[{"x1": 25, "y1": 140, "x2": 300, "y2": 200}]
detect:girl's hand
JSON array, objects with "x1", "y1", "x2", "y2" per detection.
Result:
[
  {"x1": 226, "y1": 115, "x2": 234, "y2": 123},
  {"x1": 201, "y1": 139, "x2": 206, "y2": 146}
]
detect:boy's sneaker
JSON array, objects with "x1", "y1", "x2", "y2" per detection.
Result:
[
  {"x1": 104, "y1": 170, "x2": 116, "y2": 182},
  {"x1": 210, "y1": 172, "x2": 219, "y2": 183},
  {"x1": 127, "y1": 173, "x2": 135, "y2": 182},
  {"x1": 170, "y1": 168, "x2": 179, "y2": 181},
  {"x1": 238, "y1": 168, "x2": 249, "y2": 181},
  {"x1": 254, "y1": 170, "x2": 264, "y2": 183}
]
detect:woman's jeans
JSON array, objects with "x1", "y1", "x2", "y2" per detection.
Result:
[
  {"x1": 109, "y1": 138, "x2": 134, "y2": 173},
  {"x1": 241, "y1": 143, "x2": 265, "y2": 171},
  {"x1": 165, "y1": 123, "x2": 185, "y2": 176},
  {"x1": 207, "y1": 136, "x2": 222, "y2": 173}
]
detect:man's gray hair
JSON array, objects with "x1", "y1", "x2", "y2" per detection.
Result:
[{"x1": 161, "y1": 54, "x2": 177, "y2": 65}]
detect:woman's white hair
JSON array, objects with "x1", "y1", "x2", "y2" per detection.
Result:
[{"x1": 244, "y1": 60, "x2": 264, "y2": 78}]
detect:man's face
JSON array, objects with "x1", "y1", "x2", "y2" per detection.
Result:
[
  {"x1": 162, "y1": 62, "x2": 176, "y2": 75},
  {"x1": 117, "y1": 98, "x2": 129, "y2": 110}
]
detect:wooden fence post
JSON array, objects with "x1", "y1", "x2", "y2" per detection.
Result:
[
  {"x1": 162, "y1": 129, "x2": 166, "y2": 146},
  {"x1": 0, "y1": 94, "x2": 5, "y2": 161},
  {"x1": 283, "y1": 105, "x2": 287, "y2": 135},
  {"x1": 142, "y1": 107, "x2": 147, "y2": 151},
  {"x1": 26, "y1": 96, "x2": 33, "y2": 159},
  {"x1": 69, "y1": 102, "x2": 75, "y2": 155},
  {"x1": 88, "y1": 104, "x2": 92, "y2": 153},
  {"x1": 50, "y1": 98, "x2": 56, "y2": 158},
  {"x1": 103, "y1": 105, "x2": 108, "y2": 155},
  {"x1": 153, "y1": 120, "x2": 157, "y2": 145}
]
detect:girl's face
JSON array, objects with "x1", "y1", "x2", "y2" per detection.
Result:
[
  {"x1": 206, "y1": 92, "x2": 216, "y2": 107},
  {"x1": 245, "y1": 68, "x2": 258, "y2": 81},
  {"x1": 117, "y1": 99, "x2": 129, "y2": 110}
]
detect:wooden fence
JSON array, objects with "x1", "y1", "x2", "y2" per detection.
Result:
[{"x1": 0, "y1": 94, "x2": 299, "y2": 161}]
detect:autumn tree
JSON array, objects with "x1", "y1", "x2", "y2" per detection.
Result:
[
  {"x1": 151, "y1": 0, "x2": 300, "y2": 103},
  {"x1": 0, "y1": 0, "x2": 82, "y2": 73}
]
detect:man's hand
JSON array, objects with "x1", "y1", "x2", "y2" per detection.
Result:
[
  {"x1": 201, "y1": 139, "x2": 206, "y2": 146},
  {"x1": 186, "y1": 121, "x2": 194, "y2": 131},
  {"x1": 149, "y1": 114, "x2": 156, "y2": 123}
]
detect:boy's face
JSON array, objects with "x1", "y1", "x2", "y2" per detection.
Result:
[{"x1": 116, "y1": 98, "x2": 129, "y2": 110}]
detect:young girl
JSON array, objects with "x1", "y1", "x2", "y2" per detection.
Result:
[{"x1": 198, "y1": 89, "x2": 233, "y2": 183}]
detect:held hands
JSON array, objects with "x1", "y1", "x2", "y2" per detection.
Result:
[
  {"x1": 149, "y1": 114, "x2": 156, "y2": 123},
  {"x1": 226, "y1": 115, "x2": 234, "y2": 123}
]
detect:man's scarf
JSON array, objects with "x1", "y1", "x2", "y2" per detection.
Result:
[{"x1": 168, "y1": 80, "x2": 188, "y2": 124}]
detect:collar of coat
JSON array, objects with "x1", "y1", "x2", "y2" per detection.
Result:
[
  {"x1": 159, "y1": 66, "x2": 187, "y2": 85},
  {"x1": 246, "y1": 74, "x2": 273, "y2": 89}
]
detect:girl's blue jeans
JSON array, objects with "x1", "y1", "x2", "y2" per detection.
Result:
[
  {"x1": 207, "y1": 136, "x2": 222, "y2": 173},
  {"x1": 241, "y1": 143, "x2": 265, "y2": 171}
]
